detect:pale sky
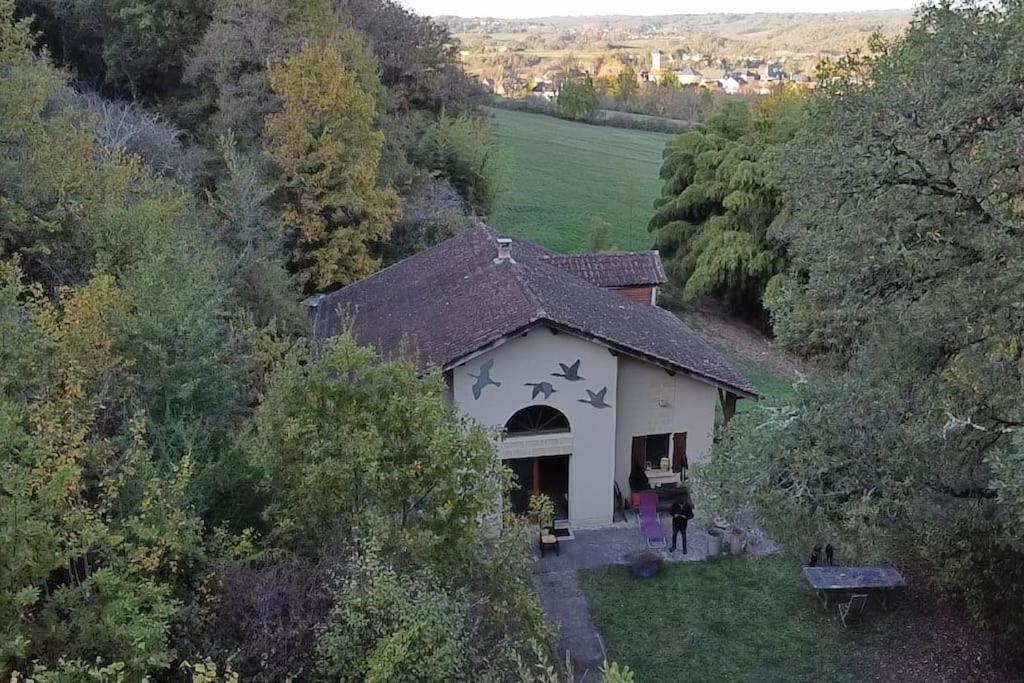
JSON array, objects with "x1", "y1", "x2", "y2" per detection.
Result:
[{"x1": 400, "y1": 0, "x2": 917, "y2": 19}]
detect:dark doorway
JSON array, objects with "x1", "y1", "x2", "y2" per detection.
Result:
[{"x1": 507, "y1": 454, "x2": 570, "y2": 521}]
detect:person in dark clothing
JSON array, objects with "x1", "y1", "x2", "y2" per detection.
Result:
[
  {"x1": 628, "y1": 463, "x2": 650, "y2": 491},
  {"x1": 669, "y1": 490, "x2": 694, "y2": 553}
]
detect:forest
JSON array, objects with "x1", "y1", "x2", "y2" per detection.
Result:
[
  {"x1": 0, "y1": 0, "x2": 548, "y2": 680},
  {"x1": 4, "y1": 0, "x2": 1024, "y2": 677},
  {"x1": 662, "y1": 2, "x2": 1024, "y2": 669}
]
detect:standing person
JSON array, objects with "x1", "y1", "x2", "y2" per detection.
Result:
[{"x1": 669, "y1": 489, "x2": 694, "y2": 554}]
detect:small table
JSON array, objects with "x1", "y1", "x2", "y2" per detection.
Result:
[
  {"x1": 645, "y1": 469, "x2": 681, "y2": 488},
  {"x1": 804, "y1": 565, "x2": 906, "y2": 610}
]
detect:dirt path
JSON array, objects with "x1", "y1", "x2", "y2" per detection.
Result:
[{"x1": 674, "y1": 298, "x2": 809, "y2": 380}]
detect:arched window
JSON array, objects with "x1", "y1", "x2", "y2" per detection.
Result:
[{"x1": 505, "y1": 405, "x2": 570, "y2": 436}]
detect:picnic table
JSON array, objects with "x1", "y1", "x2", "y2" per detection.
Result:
[{"x1": 803, "y1": 565, "x2": 906, "y2": 610}]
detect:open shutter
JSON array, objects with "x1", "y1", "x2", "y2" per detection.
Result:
[
  {"x1": 631, "y1": 436, "x2": 646, "y2": 467},
  {"x1": 671, "y1": 432, "x2": 688, "y2": 473}
]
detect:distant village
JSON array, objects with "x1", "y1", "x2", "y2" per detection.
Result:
[{"x1": 471, "y1": 49, "x2": 817, "y2": 100}]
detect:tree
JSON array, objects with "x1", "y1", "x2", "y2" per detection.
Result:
[
  {"x1": 613, "y1": 66, "x2": 639, "y2": 103},
  {"x1": 558, "y1": 78, "x2": 600, "y2": 120},
  {"x1": 0, "y1": 14, "x2": 257, "y2": 675},
  {"x1": 264, "y1": 45, "x2": 401, "y2": 292},
  {"x1": 250, "y1": 335, "x2": 554, "y2": 678},
  {"x1": 0, "y1": 265, "x2": 206, "y2": 677},
  {"x1": 315, "y1": 553, "x2": 469, "y2": 682},
  {"x1": 703, "y1": 1, "x2": 1024, "y2": 664},
  {"x1": 251, "y1": 335, "x2": 507, "y2": 558},
  {"x1": 407, "y1": 113, "x2": 502, "y2": 214},
  {"x1": 341, "y1": 0, "x2": 485, "y2": 114},
  {"x1": 659, "y1": 69, "x2": 681, "y2": 89},
  {"x1": 20, "y1": 0, "x2": 213, "y2": 98},
  {"x1": 649, "y1": 94, "x2": 803, "y2": 320}
]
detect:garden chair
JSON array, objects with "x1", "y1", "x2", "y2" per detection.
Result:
[
  {"x1": 839, "y1": 594, "x2": 868, "y2": 627},
  {"x1": 539, "y1": 529, "x2": 559, "y2": 557},
  {"x1": 636, "y1": 491, "x2": 665, "y2": 548}
]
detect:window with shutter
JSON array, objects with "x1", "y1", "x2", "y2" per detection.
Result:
[{"x1": 671, "y1": 432, "x2": 688, "y2": 473}]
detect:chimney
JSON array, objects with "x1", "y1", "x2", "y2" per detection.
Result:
[{"x1": 495, "y1": 237, "x2": 515, "y2": 264}]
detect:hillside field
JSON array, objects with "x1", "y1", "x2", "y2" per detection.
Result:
[{"x1": 488, "y1": 107, "x2": 672, "y2": 253}]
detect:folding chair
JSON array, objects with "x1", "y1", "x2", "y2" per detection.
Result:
[{"x1": 839, "y1": 594, "x2": 868, "y2": 627}]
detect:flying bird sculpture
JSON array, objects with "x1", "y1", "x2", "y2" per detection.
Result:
[
  {"x1": 578, "y1": 387, "x2": 611, "y2": 409},
  {"x1": 524, "y1": 381, "x2": 557, "y2": 400},
  {"x1": 552, "y1": 359, "x2": 585, "y2": 381},
  {"x1": 469, "y1": 359, "x2": 501, "y2": 400}
]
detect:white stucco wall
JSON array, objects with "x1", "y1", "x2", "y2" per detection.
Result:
[
  {"x1": 451, "y1": 326, "x2": 723, "y2": 526},
  {"x1": 452, "y1": 326, "x2": 618, "y2": 527},
  {"x1": 613, "y1": 357, "x2": 719, "y2": 497}
]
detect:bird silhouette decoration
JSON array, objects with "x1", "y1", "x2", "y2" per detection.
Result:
[
  {"x1": 552, "y1": 359, "x2": 585, "y2": 381},
  {"x1": 524, "y1": 381, "x2": 557, "y2": 400},
  {"x1": 578, "y1": 387, "x2": 611, "y2": 409},
  {"x1": 469, "y1": 359, "x2": 501, "y2": 400}
]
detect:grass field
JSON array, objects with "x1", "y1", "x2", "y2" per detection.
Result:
[
  {"x1": 488, "y1": 107, "x2": 672, "y2": 253},
  {"x1": 580, "y1": 557, "x2": 854, "y2": 683}
]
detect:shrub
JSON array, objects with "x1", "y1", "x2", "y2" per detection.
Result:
[
  {"x1": 182, "y1": 553, "x2": 341, "y2": 681},
  {"x1": 557, "y1": 79, "x2": 600, "y2": 121},
  {"x1": 61, "y1": 90, "x2": 209, "y2": 185},
  {"x1": 408, "y1": 113, "x2": 502, "y2": 214},
  {"x1": 316, "y1": 553, "x2": 469, "y2": 682}
]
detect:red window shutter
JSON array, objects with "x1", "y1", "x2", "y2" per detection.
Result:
[
  {"x1": 631, "y1": 436, "x2": 646, "y2": 467},
  {"x1": 671, "y1": 432, "x2": 688, "y2": 473}
]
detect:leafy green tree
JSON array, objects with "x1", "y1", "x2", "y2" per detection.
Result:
[
  {"x1": 558, "y1": 78, "x2": 600, "y2": 120},
  {"x1": 341, "y1": 0, "x2": 485, "y2": 114},
  {"x1": 0, "y1": 16, "x2": 257, "y2": 676},
  {"x1": 407, "y1": 113, "x2": 502, "y2": 214},
  {"x1": 264, "y1": 45, "x2": 401, "y2": 292},
  {"x1": 251, "y1": 335, "x2": 506, "y2": 559},
  {"x1": 659, "y1": 70, "x2": 681, "y2": 89},
  {"x1": 613, "y1": 66, "x2": 639, "y2": 103},
  {"x1": 22, "y1": 0, "x2": 212, "y2": 97},
  {"x1": 207, "y1": 134, "x2": 303, "y2": 329},
  {"x1": 704, "y1": 1, "x2": 1024, "y2": 664},
  {"x1": 316, "y1": 552, "x2": 469, "y2": 682},
  {"x1": 0, "y1": 266, "x2": 207, "y2": 677},
  {"x1": 251, "y1": 335, "x2": 554, "y2": 677},
  {"x1": 649, "y1": 94, "x2": 803, "y2": 319}
]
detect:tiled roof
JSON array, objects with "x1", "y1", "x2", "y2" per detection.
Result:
[
  {"x1": 542, "y1": 252, "x2": 666, "y2": 288},
  {"x1": 309, "y1": 225, "x2": 757, "y2": 397}
]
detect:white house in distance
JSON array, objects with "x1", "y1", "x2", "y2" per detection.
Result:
[
  {"x1": 675, "y1": 66, "x2": 702, "y2": 85},
  {"x1": 309, "y1": 226, "x2": 757, "y2": 527}
]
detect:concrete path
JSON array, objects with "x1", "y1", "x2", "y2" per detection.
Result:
[{"x1": 532, "y1": 570, "x2": 606, "y2": 680}]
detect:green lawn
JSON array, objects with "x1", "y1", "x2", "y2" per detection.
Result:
[
  {"x1": 735, "y1": 359, "x2": 798, "y2": 405},
  {"x1": 580, "y1": 557, "x2": 855, "y2": 683},
  {"x1": 489, "y1": 108, "x2": 672, "y2": 253}
]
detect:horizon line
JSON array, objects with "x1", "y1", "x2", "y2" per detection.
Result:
[{"x1": 431, "y1": 8, "x2": 915, "y2": 17}]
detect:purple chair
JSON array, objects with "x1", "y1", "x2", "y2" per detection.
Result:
[{"x1": 636, "y1": 491, "x2": 666, "y2": 548}]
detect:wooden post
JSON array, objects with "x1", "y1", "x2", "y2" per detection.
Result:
[{"x1": 722, "y1": 391, "x2": 738, "y2": 425}]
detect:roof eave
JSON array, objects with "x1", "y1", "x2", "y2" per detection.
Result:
[{"x1": 441, "y1": 319, "x2": 759, "y2": 400}]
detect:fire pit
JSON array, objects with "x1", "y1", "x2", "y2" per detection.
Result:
[{"x1": 625, "y1": 550, "x2": 664, "y2": 579}]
